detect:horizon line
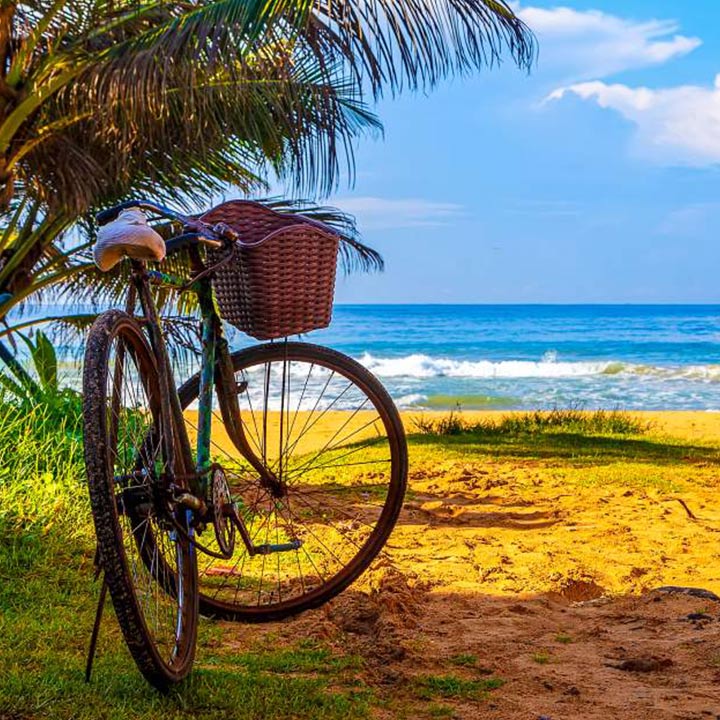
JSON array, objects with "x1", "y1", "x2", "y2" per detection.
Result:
[{"x1": 333, "y1": 301, "x2": 720, "y2": 307}]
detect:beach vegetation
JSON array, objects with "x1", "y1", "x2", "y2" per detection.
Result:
[
  {"x1": 448, "y1": 653, "x2": 480, "y2": 667},
  {"x1": 3, "y1": 396, "x2": 720, "y2": 716},
  {"x1": 412, "y1": 407, "x2": 652, "y2": 438},
  {"x1": 425, "y1": 704, "x2": 455, "y2": 718},
  {"x1": 413, "y1": 674, "x2": 505, "y2": 700},
  {"x1": 0, "y1": 329, "x2": 63, "y2": 401}
]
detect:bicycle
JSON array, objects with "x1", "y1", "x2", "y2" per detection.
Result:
[{"x1": 82, "y1": 199, "x2": 408, "y2": 690}]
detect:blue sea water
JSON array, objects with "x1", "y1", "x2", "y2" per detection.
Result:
[
  {"x1": 19, "y1": 303, "x2": 720, "y2": 410},
  {"x1": 303, "y1": 305, "x2": 720, "y2": 411}
]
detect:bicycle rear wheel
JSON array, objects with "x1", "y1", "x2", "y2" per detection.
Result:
[
  {"x1": 178, "y1": 342, "x2": 408, "y2": 621},
  {"x1": 83, "y1": 310, "x2": 197, "y2": 690}
]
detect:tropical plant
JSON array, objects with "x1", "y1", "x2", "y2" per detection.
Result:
[
  {"x1": 0, "y1": 0, "x2": 535, "y2": 353},
  {"x1": 0, "y1": 328, "x2": 57, "y2": 398},
  {"x1": 0, "y1": 328, "x2": 81, "y2": 436}
]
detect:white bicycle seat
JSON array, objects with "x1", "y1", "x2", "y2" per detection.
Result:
[{"x1": 94, "y1": 208, "x2": 166, "y2": 271}]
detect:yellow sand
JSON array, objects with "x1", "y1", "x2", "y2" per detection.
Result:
[{"x1": 186, "y1": 409, "x2": 720, "y2": 597}]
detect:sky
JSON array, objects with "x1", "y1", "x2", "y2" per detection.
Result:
[{"x1": 316, "y1": 1, "x2": 720, "y2": 304}]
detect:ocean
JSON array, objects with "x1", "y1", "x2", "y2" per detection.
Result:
[
  {"x1": 20, "y1": 304, "x2": 720, "y2": 411},
  {"x1": 305, "y1": 305, "x2": 720, "y2": 411}
]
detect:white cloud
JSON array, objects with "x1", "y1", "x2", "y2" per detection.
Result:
[
  {"x1": 659, "y1": 203, "x2": 720, "y2": 235},
  {"x1": 513, "y1": 4, "x2": 701, "y2": 81},
  {"x1": 547, "y1": 74, "x2": 720, "y2": 166},
  {"x1": 334, "y1": 197, "x2": 463, "y2": 230}
]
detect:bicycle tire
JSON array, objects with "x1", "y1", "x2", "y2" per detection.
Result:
[
  {"x1": 177, "y1": 342, "x2": 408, "y2": 621},
  {"x1": 83, "y1": 310, "x2": 198, "y2": 690}
]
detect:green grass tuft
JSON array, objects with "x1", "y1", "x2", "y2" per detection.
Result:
[
  {"x1": 425, "y1": 703, "x2": 455, "y2": 718},
  {"x1": 448, "y1": 653, "x2": 478, "y2": 667},
  {"x1": 414, "y1": 674, "x2": 504, "y2": 700},
  {"x1": 412, "y1": 407, "x2": 651, "y2": 438},
  {"x1": 531, "y1": 651, "x2": 550, "y2": 665},
  {"x1": 212, "y1": 645, "x2": 362, "y2": 674}
]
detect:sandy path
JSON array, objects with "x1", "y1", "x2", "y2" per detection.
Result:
[{"x1": 200, "y1": 410, "x2": 720, "y2": 717}]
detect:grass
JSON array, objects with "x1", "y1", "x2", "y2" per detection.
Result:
[
  {"x1": 531, "y1": 651, "x2": 550, "y2": 665},
  {"x1": 0, "y1": 394, "x2": 86, "y2": 538},
  {"x1": 425, "y1": 703, "x2": 455, "y2": 718},
  {"x1": 448, "y1": 653, "x2": 478, "y2": 667},
  {"x1": 0, "y1": 540, "x2": 371, "y2": 720},
  {"x1": 213, "y1": 645, "x2": 363, "y2": 674},
  {"x1": 412, "y1": 407, "x2": 652, "y2": 438},
  {"x1": 0, "y1": 394, "x2": 372, "y2": 720},
  {"x1": 4, "y1": 390, "x2": 720, "y2": 718},
  {"x1": 413, "y1": 674, "x2": 504, "y2": 701}
]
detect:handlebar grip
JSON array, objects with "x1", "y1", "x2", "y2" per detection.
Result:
[{"x1": 212, "y1": 222, "x2": 240, "y2": 243}]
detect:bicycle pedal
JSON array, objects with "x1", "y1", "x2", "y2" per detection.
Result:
[{"x1": 253, "y1": 539, "x2": 302, "y2": 555}]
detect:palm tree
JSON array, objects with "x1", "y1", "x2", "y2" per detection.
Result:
[{"x1": 0, "y1": 0, "x2": 534, "y2": 365}]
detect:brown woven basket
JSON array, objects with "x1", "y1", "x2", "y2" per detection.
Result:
[{"x1": 201, "y1": 200, "x2": 340, "y2": 340}]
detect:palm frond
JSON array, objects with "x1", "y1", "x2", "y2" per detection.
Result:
[
  {"x1": 0, "y1": 0, "x2": 535, "y2": 336},
  {"x1": 260, "y1": 196, "x2": 383, "y2": 272}
]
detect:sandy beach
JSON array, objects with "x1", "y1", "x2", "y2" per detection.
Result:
[{"x1": 197, "y1": 409, "x2": 720, "y2": 718}]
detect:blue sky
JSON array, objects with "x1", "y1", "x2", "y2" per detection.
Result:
[{"x1": 321, "y1": 1, "x2": 720, "y2": 304}]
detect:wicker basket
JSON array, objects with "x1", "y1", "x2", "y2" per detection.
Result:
[{"x1": 201, "y1": 201, "x2": 340, "y2": 340}]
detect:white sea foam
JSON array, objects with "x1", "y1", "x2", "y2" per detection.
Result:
[
  {"x1": 357, "y1": 353, "x2": 720, "y2": 382},
  {"x1": 359, "y1": 353, "x2": 616, "y2": 379},
  {"x1": 395, "y1": 393, "x2": 428, "y2": 407}
]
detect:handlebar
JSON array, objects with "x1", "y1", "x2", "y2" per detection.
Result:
[
  {"x1": 96, "y1": 199, "x2": 195, "y2": 227},
  {"x1": 95, "y1": 199, "x2": 235, "y2": 249}
]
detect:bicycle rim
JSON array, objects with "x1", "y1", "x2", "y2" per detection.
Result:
[{"x1": 179, "y1": 342, "x2": 407, "y2": 621}]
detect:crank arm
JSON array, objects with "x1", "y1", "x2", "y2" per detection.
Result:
[{"x1": 225, "y1": 503, "x2": 302, "y2": 556}]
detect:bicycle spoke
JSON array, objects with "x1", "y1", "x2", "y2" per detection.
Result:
[
  {"x1": 167, "y1": 343, "x2": 404, "y2": 618},
  {"x1": 282, "y1": 413, "x2": 382, "y2": 483}
]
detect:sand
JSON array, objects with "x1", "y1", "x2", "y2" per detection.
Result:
[{"x1": 199, "y1": 410, "x2": 720, "y2": 718}]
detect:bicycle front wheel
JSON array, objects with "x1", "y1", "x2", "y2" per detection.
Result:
[
  {"x1": 179, "y1": 342, "x2": 408, "y2": 621},
  {"x1": 83, "y1": 310, "x2": 198, "y2": 690}
]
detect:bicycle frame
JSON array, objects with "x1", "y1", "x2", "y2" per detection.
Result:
[
  {"x1": 125, "y1": 256, "x2": 223, "y2": 505},
  {"x1": 127, "y1": 252, "x2": 284, "y2": 522}
]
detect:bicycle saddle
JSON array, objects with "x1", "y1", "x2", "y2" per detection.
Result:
[{"x1": 93, "y1": 208, "x2": 165, "y2": 271}]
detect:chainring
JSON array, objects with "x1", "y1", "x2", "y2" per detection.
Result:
[{"x1": 211, "y1": 466, "x2": 236, "y2": 558}]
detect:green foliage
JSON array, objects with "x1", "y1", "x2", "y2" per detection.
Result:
[
  {"x1": 214, "y1": 645, "x2": 362, "y2": 674},
  {"x1": 0, "y1": 332, "x2": 81, "y2": 419},
  {"x1": 425, "y1": 704, "x2": 455, "y2": 718},
  {"x1": 412, "y1": 408, "x2": 652, "y2": 438},
  {"x1": 531, "y1": 651, "x2": 550, "y2": 665},
  {"x1": 23, "y1": 330, "x2": 58, "y2": 391},
  {"x1": 448, "y1": 653, "x2": 479, "y2": 668},
  {"x1": 0, "y1": 396, "x2": 84, "y2": 540},
  {"x1": 414, "y1": 674, "x2": 504, "y2": 700},
  {"x1": 413, "y1": 408, "x2": 468, "y2": 436},
  {"x1": 0, "y1": 391, "x2": 372, "y2": 720}
]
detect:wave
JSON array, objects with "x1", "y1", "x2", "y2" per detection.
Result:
[{"x1": 357, "y1": 352, "x2": 720, "y2": 382}]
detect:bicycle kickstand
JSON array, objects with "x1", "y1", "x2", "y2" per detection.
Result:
[{"x1": 85, "y1": 547, "x2": 108, "y2": 683}]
